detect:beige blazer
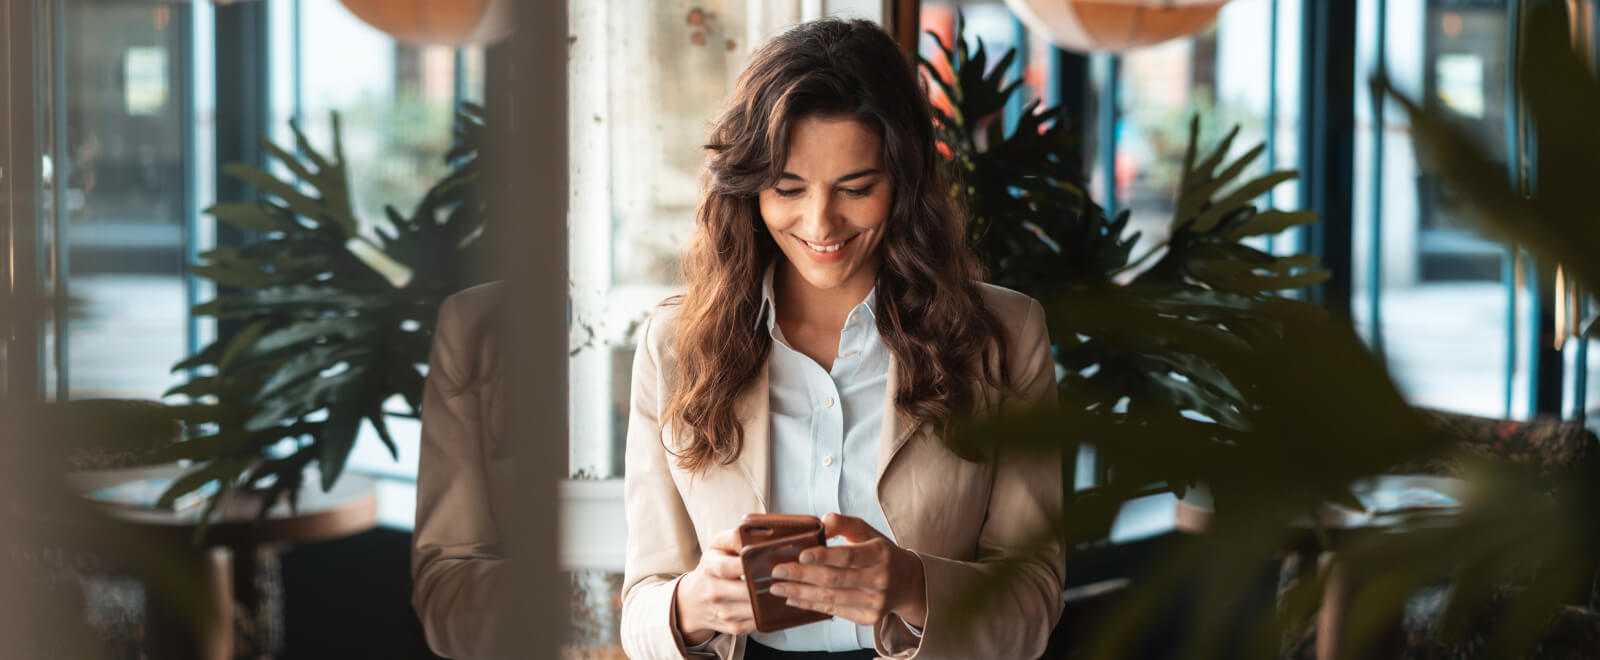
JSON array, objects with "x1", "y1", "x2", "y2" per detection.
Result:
[
  {"x1": 623, "y1": 283, "x2": 1065, "y2": 660},
  {"x1": 412, "y1": 283, "x2": 518, "y2": 659}
]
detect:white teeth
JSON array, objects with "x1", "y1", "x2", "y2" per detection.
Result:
[{"x1": 802, "y1": 237, "x2": 849, "y2": 253}]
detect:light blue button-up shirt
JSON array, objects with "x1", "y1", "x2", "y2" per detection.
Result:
[{"x1": 750, "y1": 264, "x2": 895, "y2": 653}]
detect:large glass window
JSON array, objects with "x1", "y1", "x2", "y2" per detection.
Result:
[
  {"x1": 1352, "y1": 0, "x2": 1519, "y2": 417},
  {"x1": 50, "y1": 1, "x2": 209, "y2": 400},
  {"x1": 1110, "y1": 0, "x2": 1299, "y2": 267}
]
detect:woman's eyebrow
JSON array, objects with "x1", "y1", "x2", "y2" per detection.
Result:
[{"x1": 778, "y1": 168, "x2": 883, "y2": 184}]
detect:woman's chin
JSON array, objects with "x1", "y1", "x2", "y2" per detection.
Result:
[{"x1": 790, "y1": 264, "x2": 858, "y2": 292}]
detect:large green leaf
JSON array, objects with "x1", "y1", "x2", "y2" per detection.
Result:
[{"x1": 318, "y1": 404, "x2": 364, "y2": 490}]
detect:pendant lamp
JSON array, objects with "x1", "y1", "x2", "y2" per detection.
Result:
[
  {"x1": 1001, "y1": 0, "x2": 1231, "y2": 53},
  {"x1": 337, "y1": 0, "x2": 511, "y2": 48}
]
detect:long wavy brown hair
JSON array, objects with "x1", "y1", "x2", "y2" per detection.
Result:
[{"x1": 663, "y1": 18, "x2": 1011, "y2": 473}]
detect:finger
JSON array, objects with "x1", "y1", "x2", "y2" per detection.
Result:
[
  {"x1": 797, "y1": 540, "x2": 890, "y2": 569},
  {"x1": 822, "y1": 513, "x2": 886, "y2": 543},
  {"x1": 774, "y1": 562, "x2": 889, "y2": 591},
  {"x1": 770, "y1": 581, "x2": 888, "y2": 614},
  {"x1": 784, "y1": 598, "x2": 876, "y2": 626},
  {"x1": 703, "y1": 552, "x2": 745, "y2": 580},
  {"x1": 709, "y1": 527, "x2": 742, "y2": 553}
]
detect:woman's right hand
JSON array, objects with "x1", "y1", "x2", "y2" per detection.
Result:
[{"x1": 676, "y1": 527, "x2": 757, "y2": 644}]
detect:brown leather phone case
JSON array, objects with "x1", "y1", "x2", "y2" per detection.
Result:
[{"x1": 738, "y1": 513, "x2": 831, "y2": 632}]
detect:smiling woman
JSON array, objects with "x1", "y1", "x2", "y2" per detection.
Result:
[
  {"x1": 621, "y1": 17, "x2": 1066, "y2": 660},
  {"x1": 759, "y1": 116, "x2": 891, "y2": 370}
]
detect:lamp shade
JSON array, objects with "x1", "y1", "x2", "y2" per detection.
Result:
[
  {"x1": 1002, "y1": 0, "x2": 1230, "y2": 53},
  {"x1": 338, "y1": 0, "x2": 511, "y2": 47}
]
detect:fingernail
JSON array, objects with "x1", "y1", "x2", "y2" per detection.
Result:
[
  {"x1": 799, "y1": 553, "x2": 815, "y2": 564},
  {"x1": 772, "y1": 567, "x2": 789, "y2": 579},
  {"x1": 770, "y1": 584, "x2": 786, "y2": 596}
]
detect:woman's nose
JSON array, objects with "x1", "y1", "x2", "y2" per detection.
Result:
[{"x1": 800, "y1": 192, "x2": 839, "y2": 238}]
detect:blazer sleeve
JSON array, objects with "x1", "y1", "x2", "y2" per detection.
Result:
[
  {"x1": 876, "y1": 298, "x2": 1066, "y2": 660},
  {"x1": 411, "y1": 294, "x2": 509, "y2": 659},
  {"x1": 620, "y1": 314, "x2": 741, "y2": 660}
]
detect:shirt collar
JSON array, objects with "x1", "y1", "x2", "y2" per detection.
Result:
[{"x1": 757, "y1": 261, "x2": 877, "y2": 332}]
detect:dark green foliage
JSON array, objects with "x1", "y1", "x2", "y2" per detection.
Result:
[
  {"x1": 922, "y1": 18, "x2": 1329, "y2": 507},
  {"x1": 159, "y1": 105, "x2": 488, "y2": 520},
  {"x1": 932, "y1": 5, "x2": 1600, "y2": 658}
]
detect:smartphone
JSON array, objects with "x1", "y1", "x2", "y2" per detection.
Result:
[{"x1": 737, "y1": 513, "x2": 832, "y2": 632}]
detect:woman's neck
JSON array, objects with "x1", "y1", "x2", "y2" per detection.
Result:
[{"x1": 773, "y1": 258, "x2": 878, "y2": 328}]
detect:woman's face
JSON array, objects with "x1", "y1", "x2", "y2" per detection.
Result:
[{"x1": 758, "y1": 114, "x2": 892, "y2": 294}]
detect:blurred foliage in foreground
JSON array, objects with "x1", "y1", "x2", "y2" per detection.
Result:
[{"x1": 944, "y1": 2, "x2": 1600, "y2": 658}]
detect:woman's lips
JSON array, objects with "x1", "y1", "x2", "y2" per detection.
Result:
[{"x1": 796, "y1": 234, "x2": 857, "y2": 263}]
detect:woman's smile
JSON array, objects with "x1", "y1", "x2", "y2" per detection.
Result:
[{"x1": 794, "y1": 233, "x2": 859, "y2": 260}]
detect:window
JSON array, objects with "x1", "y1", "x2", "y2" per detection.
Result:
[
  {"x1": 1352, "y1": 0, "x2": 1522, "y2": 417},
  {"x1": 1086, "y1": 0, "x2": 1306, "y2": 268},
  {"x1": 567, "y1": 0, "x2": 887, "y2": 480},
  {"x1": 43, "y1": 1, "x2": 212, "y2": 401}
]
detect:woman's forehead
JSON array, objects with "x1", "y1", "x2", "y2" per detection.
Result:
[{"x1": 780, "y1": 116, "x2": 884, "y2": 177}]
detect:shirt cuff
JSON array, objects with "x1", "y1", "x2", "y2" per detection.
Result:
[
  {"x1": 684, "y1": 633, "x2": 721, "y2": 657},
  {"x1": 902, "y1": 618, "x2": 928, "y2": 640},
  {"x1": 902, "y1": 619, "x2": 924, "y2": 638}
]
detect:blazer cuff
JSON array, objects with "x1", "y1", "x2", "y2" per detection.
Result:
[
  {"x1": 876, "y1": 612, "x2": 924, "y2": 659},
  {"x1": 874, "y1": 550, "x2": 937, "y2": 659},
  {"x1": 878, "y1": 551, "x2": 1001, "y2": 660}
]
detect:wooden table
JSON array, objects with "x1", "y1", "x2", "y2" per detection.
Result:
[
  {"x1": 1174, "y1": 474, "x2": 1467, "y2": 660},
  {"x1": 64, "y1": 464, "x2": 379, "y2": 660}
]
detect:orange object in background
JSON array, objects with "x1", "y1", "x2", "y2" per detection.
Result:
[
  {"x1": 338, "y1": 0, "x2": 510, "y2": 47},
  {"x1": 1004, "y1": 0, "x2": 1229, "y2": 53}
]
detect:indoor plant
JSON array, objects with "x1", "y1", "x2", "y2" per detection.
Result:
[
  {"x1": 924, "y1": 20, "x2": 1336, "y2": 531},
  {"x1": 155, "y1": 105, "x2": 489, "y2": 520}
]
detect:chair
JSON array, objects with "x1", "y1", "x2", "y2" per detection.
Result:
[{"x1": 1281, "y1": 408, "x2": 1600, "y2": 660}]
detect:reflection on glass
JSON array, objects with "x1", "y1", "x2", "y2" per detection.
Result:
[
  {"x1": 570, "y1": 1, "x2": 809, "y2": 478},
  {"x1": 63, "y1": 1, "x2": 191, "y2": 398},
  {"x1": 1352, "y1": 0, "x2": 1513, "y2": 417},
  {"x1": 292, "y1": 1, "x2": 484, "y2": 479}
]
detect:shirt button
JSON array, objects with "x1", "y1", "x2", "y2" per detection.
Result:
[
  {"x1": 849, "y1": 313, "x2": 859, "y2": 324},
  {"x1": 822, "y1": 397, "x2": 835, "y2": 408},
  {"x1": 822, "y1": 455, "x2": 834, "y2": 467},
  {"x1": 840, "y1": 350, "x2": 858, "y2": 358}
]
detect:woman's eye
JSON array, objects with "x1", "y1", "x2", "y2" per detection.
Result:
[
  {"x1": 840, "y1": 186, "x2": 873, "y2": 198},
  {"x1": 774, "y1": 188, "x2": 804, "y2": 198}
]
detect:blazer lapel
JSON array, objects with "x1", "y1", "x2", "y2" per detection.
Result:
[
  {"x1": 732, "y1": 362, "x2": 771, "y2": 513},
  {"x1": 876, "y1": 356, "x2": 924, "y2": 483}
]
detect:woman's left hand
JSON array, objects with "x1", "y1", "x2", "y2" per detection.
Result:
[{"x1": 768, "y1": 513, "x2": 927, "y2": 628}]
